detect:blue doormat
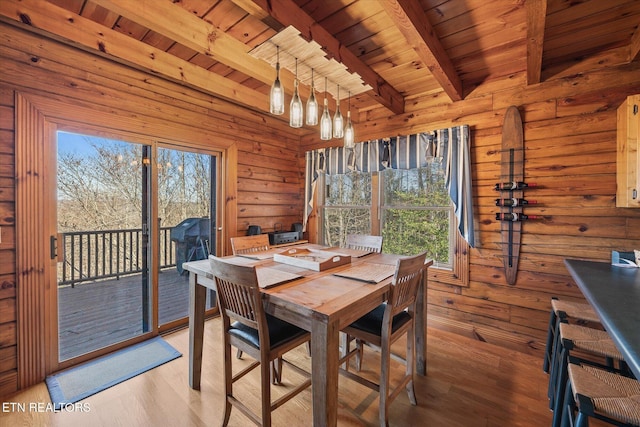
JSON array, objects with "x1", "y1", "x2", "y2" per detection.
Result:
[{"x1": 46, "y1": 336, "x2": 181, "y2": 409}]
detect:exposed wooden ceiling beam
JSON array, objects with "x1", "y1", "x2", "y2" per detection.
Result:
[
  {"x1": 0, "y1": 0, "x2": 269, "y2": 112},
  {"x1": 526, "y1": 0, "x2": 547, "y2": 85},
  {"x1": 248, "y1": 0, "x2": 405, "y2": 115},
  {"x1": 82, "y1": 0, "x2": 365, "y2": 121},
  {"x1": 379, "y1": 0, "x2": 463, "y2": 102},
  {"x1": 628, "y1": 22, "x2": 640, "y2": 62},
  {"x1": 92, "y1": 0, "x2": 278, "y2": 87}
]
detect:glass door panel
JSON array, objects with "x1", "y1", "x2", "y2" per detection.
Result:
[
  {"x1": 56, "y1": 131, "x2": 152, "y2": 362},
  {"x1": 157, "y1": 146, "x2": 216, "y2": 327}
]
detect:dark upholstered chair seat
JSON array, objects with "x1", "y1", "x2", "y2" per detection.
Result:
[
  {"x1": 230, "y1": 316, "x2": 307, "y2": 350},
  {"x1": 348, "y1": 303, "x2": 411, "y2": 336}
]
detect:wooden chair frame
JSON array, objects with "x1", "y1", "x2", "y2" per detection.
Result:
[
  {"x1": 339, "y1": 251, "x2": 427, "y2": 427},
  {"x1": 229, "y1": 234, "x2": 271, "y2": 360},
  {"x1": 210, "y1": 256, "x2": 311, "y2": 427},
  {"x1": 230, "y1": 234, "x2": 271, "y2": 255},
  {"x1": 346, "y1": 234, "x2": 383, "y2": 253}
]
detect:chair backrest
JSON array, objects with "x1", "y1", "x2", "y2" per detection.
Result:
[
  {"x1": 230, "y1": 234, "x2": 270, "y2": 255},
  {"x1": 388, "y1": 251, "x2": 428, "y2": 317},
  {"x1": 346, "y1": 234, "x2": 383, "y2": 253},
  {"x1": 209, "y1": 255, "x2": 266, "y2": 334}
]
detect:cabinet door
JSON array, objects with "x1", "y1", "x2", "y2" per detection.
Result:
[{"x1": 617, "y1": 94, "x2": 640, "y2": 207}]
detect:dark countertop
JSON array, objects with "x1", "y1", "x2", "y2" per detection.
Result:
[{"x1": 564, "y1": 259, "x2": 640, "y2": 379}]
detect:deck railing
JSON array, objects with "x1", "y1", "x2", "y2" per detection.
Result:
[{"x1": 57, "y1": 227, "x2": 176, "y2": 286}]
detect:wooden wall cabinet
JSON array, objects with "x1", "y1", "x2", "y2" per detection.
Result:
[{"x1": 617, "y1": 94, "x2": 640, "y2": 207}]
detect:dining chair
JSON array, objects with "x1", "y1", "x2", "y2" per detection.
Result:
[
  {"x1": 210, "y1": 256, "x2": 311, "y2": 427},
  {"x1": 339, "y1": 251, "x2": 427, "y2": 427},
  {"x1": 346, "y1": 234, "x2": 383, "y2": 253},
  {"x1": 230, "y1": 234, "x2": 271, "y2": 255}
]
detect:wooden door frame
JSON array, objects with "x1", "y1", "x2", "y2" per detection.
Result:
[{"x1": 15, "y1": 91, "x2": 235, "y2": 386}]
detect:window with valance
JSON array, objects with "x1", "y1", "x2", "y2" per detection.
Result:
[{"x1": 304, "y1": 125, "x2": 475, "y2": 248}]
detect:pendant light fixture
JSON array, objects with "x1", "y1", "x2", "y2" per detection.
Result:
[
  {"x1": 289, "y1": 58, "x2": 303, "y2": 127},
  {"x1": 269, "y1": 46, "x2": 284, "y2": 115},
  {"x1": 344, "y1": 91, "x2": 355, "y2": 149},
  {"x1": 320, "y1": 77, "x2": 332, "y2": 140},
  {"x1": 306, "y1": 68, "x2": 318, "y2": 126},
  {"x1": 333, "y1": 84, "x2": 344, "y2": 139}
]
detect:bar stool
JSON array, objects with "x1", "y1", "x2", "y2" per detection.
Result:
[
  {"x1": 544, "y1": 298, "x2": 600, "y2": 375},
  {"x1": 561, "y1": 362, "x2": 640, "y2": 427},
  {"x1": 550, "y1": 323, "x2": 628, "y2": 427}
]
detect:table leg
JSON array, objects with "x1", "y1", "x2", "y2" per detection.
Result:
[
  {"x1": 311, "y1": 319, "x2": 339, "y2": 427},
  {"x1": 415, "y1": 270, "x2": 427, "y2": 375},
  {"x1": 189, "y1": 272, "x2": 207, "y2": 389}
]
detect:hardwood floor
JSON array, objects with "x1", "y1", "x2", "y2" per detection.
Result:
[{"x1": 1, "y1": 318, "x2": 567, "y2": 426}]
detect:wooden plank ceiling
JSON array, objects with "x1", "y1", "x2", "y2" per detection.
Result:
[{"x1": 2, "y1": 0, "x2": 640, "y2": 135}]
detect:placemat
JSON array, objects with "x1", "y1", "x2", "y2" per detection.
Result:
[
  {"x1": 332, "y1": 262, "x2": 396, "y2": 283},
  {"x1": 256, "y1": 266, "x2": 302, "y2": 289}
]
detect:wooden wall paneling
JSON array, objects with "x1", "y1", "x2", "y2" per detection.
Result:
[
  {"x1": 428, "y1": 288, "x2": 510, "y2": 322},
  {"x1": 0, "y1": 84, "x2": 16, "y2": 395},
  {"x1": 0, "y1": 273, "x2": 15, "y2": 300},
  {"x1": 0, "y1": 27, "x2": 301, "y2": 146},
  {"x1": 0, "y1": 345, "x2": 16, "y2": 374},
  {"x1": 0, "y1": 369, "x2": 17, "y2": 397}
]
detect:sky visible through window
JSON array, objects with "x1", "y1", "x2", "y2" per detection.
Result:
[{"x1": 57, "y1": 131, "x2": 127, "y2": 157}]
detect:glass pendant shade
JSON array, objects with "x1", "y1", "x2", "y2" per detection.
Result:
[
  {"x1": 320, "y1": 98, "x2": 332, "y2": 140},
  {"x1": 306, "y1": 70, "x2": 318, "y2": 126},
  {"x1": 306, "y1": 90, "x2": 318, "y2": 126},
  {"x1": 344, "y1": 110, "x2": 355, "y2": 148},
  {"x1": 270, "y1": 47, "x2": 284, "y2": 115},
  {"x1": 270, "y1": 73, "x2": 284, "y2": 115},
  {"x1": 290, "y1": 79, "x2": 303, "y2": 127},
  {"x1": 333, "y1": 104, "x2": 344, "y2": 139},
  {"x1": 333, "y1": 85, "x2": 343, "y2": 138}
]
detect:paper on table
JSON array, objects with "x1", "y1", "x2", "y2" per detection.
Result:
[
  {"x1": 256, "y1": 266, "x2": 302, "y2": 289},
  {"x1": 332, "y1": 262, "x2": 396, "y2": 283},
  {"x1": 613, "y1": 258, "x2": 639, "y2": 268}
]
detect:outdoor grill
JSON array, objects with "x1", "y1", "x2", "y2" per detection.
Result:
[{"x1": 170, "y1": 217, "x2": 210, "y2": 274}]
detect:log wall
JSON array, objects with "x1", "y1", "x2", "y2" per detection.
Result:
[{"x1": 3, "y1": 17, "x2": 640, "y2": 396}]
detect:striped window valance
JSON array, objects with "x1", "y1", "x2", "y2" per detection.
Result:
[{"x1": 304, "y1": 125, "x2": 475, "y2": 247}]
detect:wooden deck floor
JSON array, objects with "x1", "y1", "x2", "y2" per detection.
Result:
[{"x1": 58, "y1": 267, "x2": 214, "y2": 361}]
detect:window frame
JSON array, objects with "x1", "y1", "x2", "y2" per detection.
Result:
[
  {"x1": 378, "y1": 167, "x2": 454, "y2": 269},
  {"x1": 317, "y1": 170, "x2": 469, "y2": 287}
]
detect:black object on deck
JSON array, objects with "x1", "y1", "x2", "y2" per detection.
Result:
[{"x1": 170, "y1": 218, "x2": 210, "y2": 274}]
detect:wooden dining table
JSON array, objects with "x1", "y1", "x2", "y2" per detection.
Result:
[{"x1": 184, "y1": 246, "x2": 433, "y2": 427}]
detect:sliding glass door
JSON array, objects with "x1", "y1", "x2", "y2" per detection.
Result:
[
  {"x1": 55, "y1": 133, "x2": 220, "y2": 364},
  {"x1": 157, "y1": 145, "x2": 217, "y2": 328},
  {"x1": 56, "y1": 132, "x2": 152, "y2": 361}
]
